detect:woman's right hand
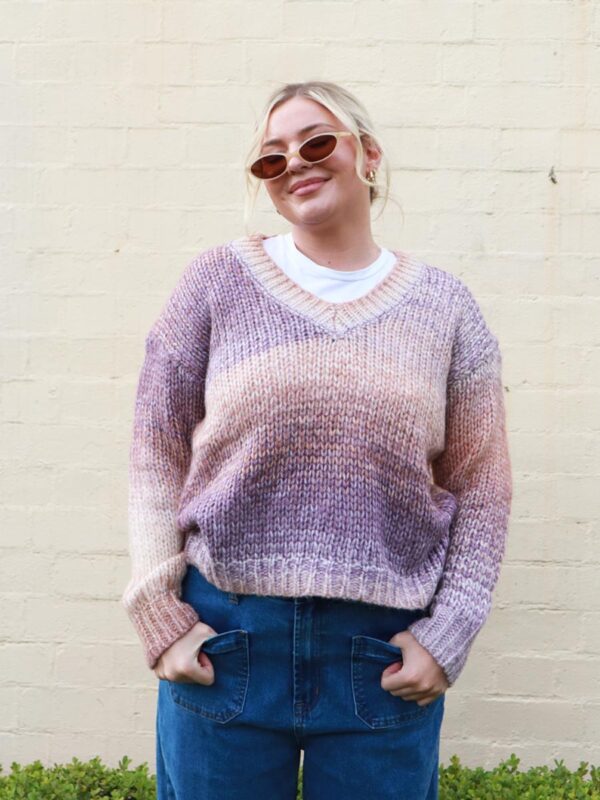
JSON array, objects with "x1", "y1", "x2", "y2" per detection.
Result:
[{"x1": 153, "y1": 620, "x2": 219, "y2": 685}]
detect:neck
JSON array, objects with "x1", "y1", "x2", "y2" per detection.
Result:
[{"x1": 290, "y1": 223, "x2": 381, "y2": 271}]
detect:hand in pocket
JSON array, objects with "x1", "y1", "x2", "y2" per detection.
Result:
[
  {"x1": 380, "y1": 630, "x2": 449, "y2": 706},
  {"x1": 153, "y1": 620, "x2": 219, "y2": 685}
]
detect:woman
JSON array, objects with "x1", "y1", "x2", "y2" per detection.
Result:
[{"x1": 122, "y1": 81, "x2": 512, "y2": 800}]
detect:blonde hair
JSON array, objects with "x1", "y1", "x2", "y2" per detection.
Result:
[{"x1": 243, "y1": 81, "x2": 392, "y2": 232}]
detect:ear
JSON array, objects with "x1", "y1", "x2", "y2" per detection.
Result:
[{"x1": 361, "y1": 134, "x2": 383, "y2": 173}]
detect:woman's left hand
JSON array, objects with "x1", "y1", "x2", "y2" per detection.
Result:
[{"x1": 380, "y1": 630, "x2": 449, "y2": 706}]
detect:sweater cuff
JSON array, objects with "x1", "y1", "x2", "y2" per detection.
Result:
[
  {"x1": 408, "y1": 604, "x2": 484, "y2": 686},
  {"x1": 125, "y1": 591, "x2": 200, "y2": 670}
]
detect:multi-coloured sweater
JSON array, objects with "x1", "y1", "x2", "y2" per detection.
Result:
[{"x1": 122, "y1": 232, "x2": 513, "y2": 686}]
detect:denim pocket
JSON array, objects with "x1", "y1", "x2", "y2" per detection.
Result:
[
  {"x1": 168, "y1": 629, "x2": 249, "y2": 724},
  {"x1": 351, "y1": 635, "x2": 433, "y2": 729}
]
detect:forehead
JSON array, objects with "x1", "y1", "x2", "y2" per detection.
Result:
[{"x1": 262, "y1": 96, "x2": 341, "y2": 147}]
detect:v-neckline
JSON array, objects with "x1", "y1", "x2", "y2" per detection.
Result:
[{"x1": 229, "y1": 232, "x2": 425, "y2": 336}]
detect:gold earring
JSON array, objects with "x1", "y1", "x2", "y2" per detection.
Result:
[{"x1": 366, "y1": 169, "x2": 377, "y2": 184}]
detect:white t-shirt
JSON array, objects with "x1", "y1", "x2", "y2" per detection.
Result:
[{"x1": 262, "y1": 232, "x2": 397, "y2": 304}]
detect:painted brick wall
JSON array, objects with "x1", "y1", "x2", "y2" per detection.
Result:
[{"x1": 2, "y1": 0, "x2": 599, "y2": 774}]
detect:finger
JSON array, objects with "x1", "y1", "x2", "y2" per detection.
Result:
[
  {"x1": 394, "y1": 689, "x2": 443, "y2": 706},
  {"x1": 189, "y1": 651, "x2": 214, "y2": 684},
  {"x1": 389, "y1": 688, "x2": 429, "y2": 702},
  {"x1": 386, "y1": 680, "x2": 434, "y2": 700},
  {"x1": 382, "y1": 680, "x2": 420, "y2": 697},
  {"x1": 416, "y1": 693, "x2": 440, "y2": 706},
  {"x1": 381, "y1": 671, "x2": 418, "y2": 693},
  {"x1": 197, "y1": 648, "x2": 212, "y2": 668}
]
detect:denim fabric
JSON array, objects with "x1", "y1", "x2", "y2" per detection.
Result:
[{"x1": 156, "y1": 565, "x2": 445, "y2": 800}]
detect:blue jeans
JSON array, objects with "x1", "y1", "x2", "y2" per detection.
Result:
[{"x1": 156, "y1": 564, "x2": 445, "y2": 800}]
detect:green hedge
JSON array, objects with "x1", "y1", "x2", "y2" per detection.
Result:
[
  {"x1": 439, "y1": 754, "x2": 600, "y2": 799},
  {"x1": 0, "y1": 754, "x2": 598, "y2": 799}
]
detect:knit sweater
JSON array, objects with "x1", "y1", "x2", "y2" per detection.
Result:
[{"x1": 122, "y1": 232, "x2": 513, "y2": 686}]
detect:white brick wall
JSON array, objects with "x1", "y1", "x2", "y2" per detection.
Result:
[{"x1": 1, "y1": 0, "x2": 599, "y2": 775}]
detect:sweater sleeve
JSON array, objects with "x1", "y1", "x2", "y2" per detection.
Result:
[
  {"x1": 408, "y1": 284, "x2": 513, "y2": 686},
  {"x1": 121, "y1": 256, "x2": 211, "y2": 670}
]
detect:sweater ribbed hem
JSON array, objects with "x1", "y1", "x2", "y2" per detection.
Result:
[
  {"x1": 125, "y1": 591, "x2": 200, "y2": 670},
  {"x1": 185, "y1": 538, "x2": 443, "y2": 613}
]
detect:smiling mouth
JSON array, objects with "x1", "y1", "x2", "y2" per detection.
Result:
[{"x1": 290, "y1": 178, "x2": 329, "y2": 195}]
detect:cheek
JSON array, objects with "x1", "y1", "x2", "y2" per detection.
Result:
[
  {"x1": 335, "y1": 156, "x2": 359, "y2": 184},
  {"x1": 263, "y1": 187, "x2": 278, "y2": 207},
  {"x1": 265, "y1": 182, "x2": 284, "y2": 204}
]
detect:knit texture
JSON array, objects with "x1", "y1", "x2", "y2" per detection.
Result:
[{"x1": 122, "y1": 232, "x2": 513, "y2": 685}]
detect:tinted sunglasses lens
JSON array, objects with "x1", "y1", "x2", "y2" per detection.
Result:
[
  {"x1": 299, "y1": 134, "x2": 337, "y2": 162},
  {"x1": 251, "y1": 133, "x2": 339, "y2": 180},
  {"x1": 250, "y1": 153, "x2": 287, "y2": 179}
]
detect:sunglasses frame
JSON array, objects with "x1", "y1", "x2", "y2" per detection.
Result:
[{"x1": 249, "y1": 130, "x2": 355, "y2": 181}]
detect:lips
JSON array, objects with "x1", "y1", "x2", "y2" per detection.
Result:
[{"x1": 290, "y1": 178, "x2": 328, "y2": 194}]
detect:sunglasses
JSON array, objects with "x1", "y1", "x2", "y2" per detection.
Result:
[{"x1": 249, "y1": 131, "x2": 354, "y2": 181}]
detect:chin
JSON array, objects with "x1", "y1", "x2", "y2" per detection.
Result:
[{"x1": 290, "y1": 200, "x2": 338, "y2": 221}]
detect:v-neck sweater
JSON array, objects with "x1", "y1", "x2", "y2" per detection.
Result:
[
  {"x1": 122, "y1": 232, "x2": 513, "y2": 685},
  {"x1": 262, "y1": 231, "x2": 397, "y2": 302}
]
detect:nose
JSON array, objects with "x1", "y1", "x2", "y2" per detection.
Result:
[{"x1": 286, "y1": 152, "x2": 308, "y2": 173}]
